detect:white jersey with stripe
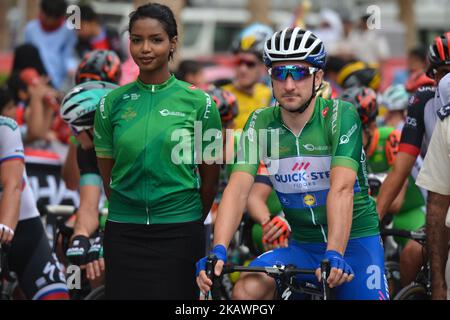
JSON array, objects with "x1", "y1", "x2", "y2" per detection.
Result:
[{"x1": 0, "y1": 116, "x2": 40, "y2": 221}]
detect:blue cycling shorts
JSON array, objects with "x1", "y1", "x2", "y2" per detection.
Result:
[{"x1": 249, "y1": 234, "x2": 389, "y2": 300}]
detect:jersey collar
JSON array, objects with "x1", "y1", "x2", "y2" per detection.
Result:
[
  {"x1": 274, "y1": 97, "x2": 321, "y2": 132},
  {"x1": 136, "y1": 74, "x2": 176, "y2": 92}
]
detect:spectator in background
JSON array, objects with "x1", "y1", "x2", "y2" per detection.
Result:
[
  {"x1": 333, "y1": 14, "x2": 357, "y2": 61},
  {"x1": 76, "y1": 5, "x2": 125, "y2": 61},
  {"x1": 11, "y1": 44, "x2": 48, "y2": 80},
  {"x1": 24, "y1": 0, "x2": 77, "y2": 90},
  {"x1": 7, "y1": 72, "x2": 57, "y2": 145},
  {"x1": 346, "y1": 14, "x2": 390, "y2": 65},
  {"x1": 393, "y1": 46, "x2": 429, "y2": 85},
  {"x1": 312, "y1": 9, "x2": 344, "y2": 57},
  {"x1": 175, "y1": 60, "x2": 207, "y2": 88},
  {"x1": 7, "y1": 43, "x2": 58, "y2": 145}
]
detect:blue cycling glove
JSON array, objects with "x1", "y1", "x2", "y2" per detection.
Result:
[
  {"x1": 195, "y1": 244, "x2": 227, "y2": 277},
  {"x1": 323, "y1": 250, "x2": 354, "y2": 276}
]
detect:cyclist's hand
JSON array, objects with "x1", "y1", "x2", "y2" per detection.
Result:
[
  {"x1": 315, "y1": 250, "x2": 354, "y2": 288},
  {"x1": 86, "y1": 234, "x2": 105, "y2": 280},
  {"x1": 66, "y1": 235, "x2": 90, "y2": 266},
  {"x1": 262, "y1": 215, "x2": 291, "y2": 248},
  {"x1": 0, "y1": 223, "x2": 15, "y2": 244},
  {"x1": 195, "y1": 245, "x2": 227, "y2": 295},
  {"x1": 263, "y1": 237, "x2": 289, "y2": 251}
]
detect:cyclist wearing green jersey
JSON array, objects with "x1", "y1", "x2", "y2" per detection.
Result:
[
  {"x1": 248, "y1": 81, "x2": 334, "y2": 253},
  {"x1": 93, "y1": 4, "x2": 221, "y2": 299},
  {"x1": 196, "y1": 27, "x2": 388, "y2": 300}
]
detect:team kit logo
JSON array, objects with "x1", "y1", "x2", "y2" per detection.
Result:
[{"x1": 265, "y1": 156, "x2": 360, "y2": 209}]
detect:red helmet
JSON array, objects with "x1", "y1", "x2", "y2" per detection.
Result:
[
  {"x1": 426, "y1": 31, "x2": 450, "y2": 78},
  {"x1": 339, "y1": 86, "x2": 378, "y2": 128},
  {"x1": 75, "y1": 50, "x2": 121, "y2": 85}
]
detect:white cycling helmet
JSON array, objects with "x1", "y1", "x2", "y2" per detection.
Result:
[
  {"x1": 382, "y1": 84, "x2": 409, "y2": 111},
  {"x1": 263, "y1": 27, "x2": 327, "y2": 68},
  {"x1": 61, "y1": 81, "x2": 118, "y2": 131}
]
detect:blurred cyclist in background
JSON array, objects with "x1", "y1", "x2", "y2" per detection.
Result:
[
  {"x1": 382, "y1": 84, "x2": 410, "y2": 131},
  {"x1": 223, "y1": 23, "x2": 273, "y2": 130},
  {"x1": 1, "y1": 87, "x2": 69, "y2": 300}
]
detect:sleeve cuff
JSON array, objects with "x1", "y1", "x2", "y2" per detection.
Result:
[
  {"x1": 331, "y1": 156, "x2": 359, "y2": 172},
  {"x1": 231, "y1": 164, "x2": 258, "y2": 176}
]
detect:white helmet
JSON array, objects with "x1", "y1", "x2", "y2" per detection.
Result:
[
  {"x1": 263, "y1": 27, "x2": 327, "y2": 68},
  {"x1": 61, "y1": 81, "x2": 118, "y2": 131},
  {"x1": 382, "y1": 84, "x2": 409, "y2": 111}
]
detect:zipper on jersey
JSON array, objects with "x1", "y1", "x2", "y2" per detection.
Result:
[
  {"x1": 144, "y1": 92, "x2": 151, "y2": 225},
  {"x1": 282, "y1": 124, "x2": 302, "y2": 156}
]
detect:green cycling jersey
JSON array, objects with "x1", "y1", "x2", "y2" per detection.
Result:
[
  {"x1": 232, "y1": 97, "x2": 379, "y2": 243},
  {"x1": 94, "y1": 75, "x2": 222, "y2": 224}
]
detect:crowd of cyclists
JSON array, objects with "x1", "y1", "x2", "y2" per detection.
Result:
[{"x1": 0, "y1": 0, "x2": 450, "y2": 300}]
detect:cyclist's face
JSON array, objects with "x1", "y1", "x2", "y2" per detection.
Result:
[
  {"x1": 271, "y1": 61, "x2": 323, "y2": 112},
  {"x1": 235, "y1": 53, "x2": 263, "y2": 89},
  {"x1": 129, "y1": 18, "x2": 177, "y2": 73}
]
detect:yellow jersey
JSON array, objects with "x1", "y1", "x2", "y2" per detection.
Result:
[{"x1": 222, "y1": 83, "x2": 272, "y2": 129}]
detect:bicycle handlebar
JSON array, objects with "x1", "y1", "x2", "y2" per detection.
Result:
[{"x1": 205, "y1": 256, "x2": 332, "y2": 300}]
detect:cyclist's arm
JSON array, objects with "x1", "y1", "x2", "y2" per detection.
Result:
[
  {"x1": 376, "y1": 152, "x2": 416, "y2": 219},
  {"x1": 326, "y1": 166, "x2": 355, "y2": 255},
  {"x1": 327, "y1": 101, "x2": 364, "y2": 255},
  {"x1": 93, "y1": 94, "x2": 114, "y2": 199},
  {"x1": 61, "y1": 142, "x2": 80, "y2": 190},
  {"x1": 25, "y1": 82, "x2": 52, "y2": 142},
  {"x1": 387, "y1": 177, "x2": 409, "y2": 214},
  {"x1": 0, "y1": 159, "x2": 23, "y2": 231},
  {"x1": 426, "y1": 191, "x2": 450, "y2": 299},
  {"x1": 198, "y1": 163, "x2": 220, "y2": 221},
  {"x1": 73, "y1": 184, "x2": 101, "y2": 238},
  {"x1": 247, "y1": 179, "x2": 272, "y2": 225},
  {"x1": 415, "y1": 119, "x2": 450, "y2": 299},
  {"x1": 97, "y1": 158, "x2": 114, "y2": 199},
  {"x1": 213, "y1": 171, "x2": 255, "y2": 248}
]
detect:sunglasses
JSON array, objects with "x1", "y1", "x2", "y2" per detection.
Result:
[
  {"x1": 268, "y1": 65, "x2": 318, "y2": 81},
  {"x1": 236, "y1": 58, "x2": 258, "y2": 68}
]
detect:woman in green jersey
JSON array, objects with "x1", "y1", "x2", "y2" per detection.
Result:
[{"x1": 94, "y1": 3, "x2": 221, "y2": 299}]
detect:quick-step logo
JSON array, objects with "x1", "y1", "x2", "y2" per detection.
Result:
[{"x1": 268, "y1": 156, "x2": 332, "y2": 193}]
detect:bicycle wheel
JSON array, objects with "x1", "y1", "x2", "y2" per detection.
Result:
[
  {"x1": 394, "y1": 283, "x2": 428, "y2": 300},
  {"x1": 385, "y1": 261, "x2": 401, "y2": 298},
  {"x1": 84, "y1": 285, "x2": 106, "y2": 300}
]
